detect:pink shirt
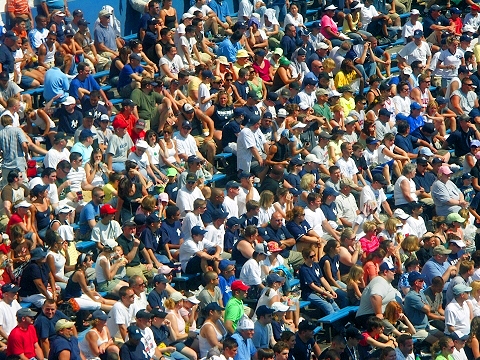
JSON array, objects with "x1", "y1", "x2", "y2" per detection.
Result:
[
  {"x1": 320, "y1": 15, "x2": 338, "y2": 39},
  {"x1": 359, "y1": 235, "x2": 380, "y2": 255}
]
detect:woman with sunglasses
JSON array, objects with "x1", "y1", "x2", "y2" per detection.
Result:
[
  {"x1": 84, "y1": 148, "x2": 108, "y2": 188},
  {"x1": 205, "y1": 90, "x2": 234, "y2": 143},
  {"x1": 45, "y1": 229, "x2": 71, "y2": 290},
  {"x1": 158, "y1": 124, "x2": 184, "y2": 174}
]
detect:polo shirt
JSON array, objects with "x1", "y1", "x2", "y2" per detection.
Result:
[
  {"x1": 445, "y1": 299, "x2": 471, "y2": 335},
  {"x1": 116, "y1": 234, "x2": 146, "y2": 267},
  {"x1": 265, "y1": 224, "x2": 294, "y2": 258},
  {"x1": 34, "y1": 310, "x2": 69, "y2": 340},
  {"x1": 445, "y1": 128, "x2": 476, "y2": 157},
  {"x1": 94, "y1": 23, "x2": 117, "y2": 52},
  {"x1": 224, "y1": 297, "x2": 244, "y2": 331},
  {"x1": 232, "y1": 332, "x2": 256, "y2": 360}
]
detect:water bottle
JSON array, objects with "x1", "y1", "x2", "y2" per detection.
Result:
[{"x1": 88, "y1": 280, "x2": 95, "y2": 292}]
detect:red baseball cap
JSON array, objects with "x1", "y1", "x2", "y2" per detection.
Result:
[
  {"x1": 112, "y1": 118, "x2": 128, "y2": 129},
  {"x1": 100, "y1": 204, "x2": 116, "y2": 215},
  {"x1": 231, "y1": 280, "x2": 249, "y2": 292}
]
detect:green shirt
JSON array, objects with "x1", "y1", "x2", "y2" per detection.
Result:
[
  {"x1": 313, "y1": 102, "x2": 332, "y2": 120},
  {"x1": 130, "y1": 89, "x2": 164, "y2": 120},
  {"x1": 224, "y1": 296, "x2": 244, "y2": 331}
]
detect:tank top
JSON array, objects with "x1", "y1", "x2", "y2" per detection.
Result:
[
  {"x1": 44, "y1": 42, "x2": 56, "y2": 66},
  {"x1": 95, "y1": 255, "x2": 109, "y2": 284},
  {"x1": 147, "y1": 143, "x2": 161, "y2": 166},
  {"x1": 109, "y1": 57, "x2": 123, "y2": 78},
  {"x1": 272, "y1": 141, "x2": 288, "y2": 163},
  {"x1": 64, "y1": 271, "x2": 83, "y2": 299},
  {"x1": 339, "y1": 246, "x2": 354, "y2": 275},
  {"x1": 416, "y1": 86, "x2": 430, "y2": 112},
  {"x1": 394, "y1": 175, "x2": 418, "y2": 205},
  {"x1": 164, "y1": 14, "x2": 177, "y2": 29},
  {"x1": 231, "y1": 240, "x2": 252, "y2": 271},
  {"x1": 158, "y1": 139, "x2": 177, "y2": 166},
  {"x1": 211, "y1": 105, "x2": 234, "y2": 130},
  {"x1": 199, "y1": 321, "x2": 226, "y2": 358},
  {"x1": 248, "y1": 78, "x2": 263, "y2": 99},
  {"x1": 32, "y1": 110, "x2": 56, "y2": 131},
  {"x1": 47, "y1": 250, "x2": 66, "y2": 281},
  {"x1": 167, "y1": 309, "x2": 186, "y2": 334},
  {"x1": 342, "y1": 13, "x2": 360, "y2": 34},
  {"x1": 271, "y1": 72, "x2": 286, "y2": 92},
  {"x1": 79, "y1": 327, "x2": 110, "y2": 359},
  {"x1": 34, "y1": 204, "x2": 51, "y2": 230}
]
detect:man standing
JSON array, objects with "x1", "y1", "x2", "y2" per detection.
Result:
[
  {"x1": 237, "y1": 115, "x2": 265, "y2": 175},
  {"x1": 0, "y1": 283, "x2": 22, "y2": 340},
  {"x1": 0, "y1": 113, "x2": 28, "y2": 187},
  {"x1": 237, "y1": 172, "x2": 260, "y2": 216},
  {"x1": 223, "y1": 181, "x2": 240, "y2": 218},
  {"x1": 0, "y1": 31, "x2": 18, "y2": 78},
  {"x1": 106, "y1": 286, "x2": 136, "y2": 342},
  {"x1": 7, "y1": 308, "x2": 44, "y2": 360},
  {"x1": 336, "y1": 178, "x2": 359, "y2": 228}
]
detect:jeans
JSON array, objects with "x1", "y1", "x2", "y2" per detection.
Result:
[
  {"x1": 306, "y1": 292, "x2": 340, "y2": 315},
  {"x1": 167, "y1": 351, "x2": 190, "y2": 360},
  {"x1": 355, "y1": 63, "x2": 376, "y2": 82},
  {"x1": 273, "y1": 4, "x2": 287, "y2": 23},
  {"x1": 112, "y1": 162, "x2": 126, "y2": 172}
]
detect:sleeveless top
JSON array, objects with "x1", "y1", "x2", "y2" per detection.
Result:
[
  {"x1": 248, "y1": 78, "x2": 263, "y2": 99},
  {"x1": 31, "y1": 110, "x2": 55, "y2": 131},
  {"x1": 65, "y1": 271, "x2": 83, "y2": 299},
  {"x1": 199, "y1": 320, "x2": 226, "y2": 358},
  {"x1": 95, "y1": 255, "x2": 109, "y2": 284},
  {"x1": 79, "y1": 327, "x2": 110, "y2": 360},
  {"x1": 44, "y1": 42, "x2": 56, "y2": 66},
  {"x1": 166, "y1": 309, "x2": 186, "y2": 334},
  {"x1": 109, "y1": 57, "x2": 123, "y2": 78},
  {"x1": 272, "y1": 141, "x2": 288, "y2": 163},
  {"x1": 47, "y1": 250, "x2": 67, "y2": 281},
  {"x1": 34, "y1": 204, "x2": 51, "y2": 230},
  {"x1": 394, "y1": 175, "x2": 418, "y2": 205},
  {"x1": 164, "y1": 14, "x2": 177, "y2": 29},
  {"x1": 231, "y1": 240, "x2": 252, "y2": 270},
  {"x1": 339, "y1": 246, "x2": 354, "y2": 275},
  {"x1": 416, "y1": 86, "x2": 430, "y2": 113},
  {"x1": 158, "y1": 139, "x2": 177, "y2": 167},
  {"x1": 211, "y1": 105, "x2": 234, "y2": 130}
]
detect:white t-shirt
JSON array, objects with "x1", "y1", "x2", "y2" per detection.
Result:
[
  {"x1": 238, "y1": 0, "x2": 253, "y2": 19},
  {"x1": 182, "y1": 212, "x2": 204, "y2": 240},
  {"x1": 66, "y1": 166, "x2": 87, "y2": 193},
  {"x1": 444, "y1": 299, "x2": 471, "y2": 336},
  {"x1": 176, "y1": 186, "x2": 205, "y2": 217},
  {"x1": 237, "y1": 186, "x2": 260, "y2": 216},
  {"x1": 240, "y1": 258, "x2": 262, "y2": 286},
  {"x1": 179, "y1": 238, "x2": 216, "y2": 271},
  {"x1": 438, "y1": 48, "x2": 463, "y2": 79},
  {"x1": 402, "y1": 21, "x2": 423, "y2": 43},
  {"x1": 159, "y1": 54, "x2": 184, "y2": 78},
  {"x1": 237, "y1": 127, "x2": 256, "y2": 172},
  {"x1": 360, "y1": 185, "x2": 387, "y2": 215},
  {"x1": 177, "y1": 36, "x2": 197, "y2": 66},
  {"x1": 406, "y1": 216, "x2": 427, "y2": 239},
  {"x1": 397, "y1": 41, "x2": 431, "y2": 66},
  {"x1": 140, "y1": 326, "x2": 157, "y2": 358},
  {"x1": 198, "y1": 83, "x2": 212, "y2": 112},
  {"x1": 188, "y1": 4, "x2": 213, "y2": 15},
  {"x1": 174, "y1": 132, "x2": 199, "y2": 157},
  {"x1": 204, "y1": 224, "x2": 225, "y2": 250},
  {"x1": 106, "y1": 301, "x2": 134, "y2": 339},
  {"x1": 335, "y1": 157, "x2": 358, "y2": 179},
  {"x1": 361, "y1": 4, "x2": 379, "y2": 28},
  {"x1": 304, "y1": 207, "x2": 326, "y2": 236},
  {"x1": 91, "y1": 220, "x2": 122, "y2": 244},
  {"x1": 0, "y1": 300, "x2": 21, "y2": 335},
  {"x1": 43, "y1": 148, "x2": 71, "y2": 169},
  {"x1": 223, "y1": 196, "x2": 238, "y2": 218}
]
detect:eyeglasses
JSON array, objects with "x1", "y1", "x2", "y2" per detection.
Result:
[
  {"x1": 77, "y1": 159, "x2": 83, "y2": 162},
  {"x1": 187, "y1": 181, "x2": 196, "y2": 184},
  {"x1": 466, "y1": 83, "x2": 474, "y2": 86},
  {"x1": 98, "y1": 195, "x2": 105, "y2": 199},
  {"x1": 137, "y1": 283, "x2": 146, "y2": 287},
  {"x1": 309, "y1": 255, "x2": 316, "y2": 259}
]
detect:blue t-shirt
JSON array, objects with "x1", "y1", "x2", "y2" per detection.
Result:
[
  {"x1": 291, "y1": 332, "x2": 315, "y2": 360},
  {"x1": 0, "y1": 44, "x2": 15, "y2": 74},
  {"x1": 320, "y1": 202, "x2": 337, "y2": 222},
  {"x1": 48, "y1": 335, "x2": 82, "y2": 360},
  {"x1": 299, "y1": 262, "x2": 324, "y2": 299},
  {"x1": 119, "y1": 341, "x2": 148, "y2": 360},
  {"x1": 218, "y1": 274, "x2": 235, "y2": 305},
  {"x1": 286, "y1": 220, "x2": 312, "y2": 242},
  {"x1": 78, "y1": 201, "x2": 100, "y2": 235},
  {"x1": 265, "y1": 224, "x2": 294, "y2": 258},
  {"x1": 159, "y1": 220, "x2": 183, "y2": 247},
  {"x1": 202, "y1": 200, "x2": 226, "y2": 224},
  {"x1": 217, "y1": 38, "x2": 242, "y2": 63},
  {"x1": 140, "y1": 227, "x2": 161, "y2": 253},
  {"x1": 147, "y1": 288, "x2": 168, "y2": 310},
  {"x1": 285, "y1": 173, "x2": 301, "y2": 189},
  {"x1": 69, "y1": 75, "x2": 101, "y2": 99},
  {"x1": 224, "y1": 228, "x2": 239, "y2": 252},
  {"x1": 34, "y1": 310, "x2": 69, "y2": 340},
  {"x1": 413, "y1": 170, "x2": 437, "y2": 193},
  {"x1": 404, "y1": 290, "x2": 429, "y2": 330},
  {"x1": 19, "y1": 262, "x2": 50, "y2": 297},
  {"x1": 55, "y1": 106, "x2": 83, "y2": 135},
  {"x1": 233, "y1": 82, "x2": 249, "y2": 102},
  {"x1": 395, "y1": 133, "x2": 419, "y2": 154},
  {"x1": 232, "y1": 332, "x2": 256, "y2": 360},
  {"x1": 406, "y1": 115, "x2": 424, "y2": 134},
  {"x1": 118, "y1": 64, "x2": 144, "y2": 90},
  {"x1": 280, "y1": 35, "x2": 298, "y2": 60},
  {"x1": 165, "y1": 182, "x2": 178, "y2": 203}
]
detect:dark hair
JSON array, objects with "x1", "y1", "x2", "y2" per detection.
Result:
[
  {"x1": 354, "y1": 94, "x2": 366, "y2": 103},
  {"x1": 257, "y1": 348, "x2": 275, "y2": 360},
  {"x1": 118, "y1": 286, "x2": 131, "y2": 298},
  {"x1": 397, "y1": 81, "x2": 410, "y2": 95},
  {"x1": 118, "y1": 177, "x2": 133, "y2": 199},
  {"x1": 42, "y1": 167, "x2": 56, "y2": 178},
  {"x1": 223, "y1": 336, "x2": 238, "y2": 350},
  {"x1": 54, "y1": 54, "x2": 64, "y2": 67},
  {"x1": 178, "y1": 70, "x2": 190, "y2": 79},
  {"x1": 329, "y1": 165, "x2": 339, "y2": 174},
  {"x1": 185, "y1": 25, "x2": 195, "y2": 33},
  {"x1": 77, "y1": 62, "x2": 88, "y2": 72},
  {"x1": 366, "y1": 316, "x2": 384, "y2": 331},
  {"x1": 231, "y1": 30, "x2": 243, "y2": 42},
  {"x1": 239, "y1": 68, "x2": 249, "y2": 78},
  {"x1": 192, "y1": 18, "x2": 202, "y2": 27},
  {"x1": 164, "y1": 43, "x2": 175, "y2": 54},
  {"x1": 125, "y1": 160, "x2": 138, "y2": 171},
  {"x1": 280, "y1": 330, "x2": 295, "y2": 342},
  {"x1": 166, "y1": 205, "x2": 180, "y2": 219},
  {"x1": 7, "y1": 169, "x2": 20, "y2": 183},
  {"x1": 69, "y1": 152, "x2": 82, "y2": 162},
  {"x1": 396, "y1": 120, "x2": 410, "y2": 134},
  {"x1": 57, "y1": 160, "x2": 71, "y2": 172},
  {"x1": 324, "y1": 240, "x2": 339, "y2": 254},
  {"x1": 397, "y1": 333, "x2": 413, "y2": 345},
  {"x1": 88, "y1": 148, "x2": 103, "y2": 166}
]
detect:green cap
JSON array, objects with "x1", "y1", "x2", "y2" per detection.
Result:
[
  {"x1": 279, "y1": 57, "x2": 291, "y2": 66},
  {"x1": 166, "y1": 168, "x2": 178, "y2": 177}
]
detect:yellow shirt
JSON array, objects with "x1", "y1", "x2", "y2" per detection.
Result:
[
  {"x1": 102, "y1": 183, "x2": 116, "y2": 203},
  {"x1": 339, "y1": 97, "x2": 356, "y2": 117},
  {"x1": 334, "y1": 71, "x2": 357, "y2": 89}
]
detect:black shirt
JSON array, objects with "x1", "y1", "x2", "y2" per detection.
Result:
[{"x1": 445, "y1": 128, "x2": 476, "y2": 157}]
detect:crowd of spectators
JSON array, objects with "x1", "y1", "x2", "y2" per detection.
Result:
[{"x1": 2, "y1": 0, "x2": 480, "y2": 359}]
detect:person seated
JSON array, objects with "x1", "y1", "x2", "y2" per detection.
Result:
[
  {"x1": 79, "y1": 310, "x2": 119, "y2": 359},
  {"x1": 179, "y1": 225, "x2": 221, "y2": 274}
]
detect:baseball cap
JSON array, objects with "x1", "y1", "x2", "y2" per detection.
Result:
[
  {"x1": 62, "y1": 96, "x2": 76, "y2": 106},
  {"x1": 298, "y1": 320, "x2": 316, "y2": 331},
  {"x1": 1, "y1": 283, "x2": 19, "y2": 293},
  {"x1": 157, "y1": 265, "x2": 174, "y2": 275},
  {"x1": 186, "y1": 172, "x2": 197, "y2": 182},
  {"x1": 100, "y1": 203, "x2": 116, "y2": 215},
  {"x1": 239, "y1": 171, "x2": 253, "y2": 179},
  {"x1": 419, "y1": 147, "x2": 434, "y2": 157},
  {"x1": 17, "y1": 308, "x2": 37, "y2": 318},
  {"x1": 431, "y1": 157, "x2": 443, "y2": 165},
  {"x1": 146, "y1": 213, "x2": 161, "y2": 224},
  {"x1": 212, "y1": 209, "x2": 229, "y2": 221},
  {"x1": 451, "y1": 331, "x2": 469, "y2": 341},
  {"x1": 226, "y1": 217, "x2": 241, "y2": 228},
  {"x1": 72, "y1": 9, "x2": 83, "y2": 17},
  {"x1": 225, "y1": 180, "x2": 240, "y2": 190},
  {"x1": 394, "y1": 208, "x2": 410, "y2": 220},
  {"x1": 150, "y1": 309, "x2": 168, "y2": 318},
  {"x1": 236, "y1": 49, "x2": 249, "y2": 58},
  {"x1": 345, "y1": 326, "x2": 363, "y2": 340},
  {"x1": 417, "y1": 156, "x2": 428, "y2": 165},
  {"x1": 191, "y1": 226, "x2": 207, "y2": 236},
  {"x1": 438, "y1": 165, "x2": 453, "y2": 175},
  {"x1": 411, "y1": 9, "x2": 420, "y2": 14},
  {"x1": 136, "y1": 309, "x2": 154, "y2": 319},
  {"x1": 254, "y1": 242, "x2": 271, "y2": 256},
  {"x1": 0, "y1": 72, "x2": 8, "y2": 81},
  {"x1": 92, "y1": 310, "x2": 109, "y2": 321},
  {"x1": 205, "y1": 302, "x2": 224, "y2": 312},
  {"x1": 127, "y1": 325, "x2": 143, "y2": 340},
  {"x1": 166, "y1": 168, "x2": 178, "y2": 177},
  {"x1": 379, "y1": 262, "x2": 395, "y2": 272},
  {"x1": 304, "y1": 154, "x2": 321, "y2": 163},
  {"x1": 402, "y1": 67, "x2": 413, "y2": 75},
  {"x1": 281, "y1": 129, "x2": 295, "y2": 142},
  {"x1": 112, "y1": 118, "x2": 128, "y2": 129},
  {"x1": 267, "y1": 92, "x2": 278, "y2": 101},
  {"x1": 453, "y1": 284, "x2": 472, "y2": 296},
  {"x1": 447, "y1": 212, "x2": 466, "y2": 224},
  {"x1": 103, "y1": 238, "x2": 118, "y2": 250},
  {"x1": 450, "y1": 7, "x2": 461, "y2": 14},
  {"x1": 271, "y1": 302, "x2": 290, "y2": 312},
  {"x1": 234, "y1": 108, "x2": 245, "y2": 117},
  {"x1": 378, "y1": 108, "x2": 392, "y2": 117},
  {"x1": 323, "y1": 186, "x2": 340, "y2": 197},
  {"x1": 182, "y1": 103, "x2": 195, "y2": 114},
  {"x1": 462, "y1": 173, "x2": 474, "y2": 180},
  {"x1": 256, "y1": 305, "x2": 275, "y2": 317},
  {"x1": 30, "y1": 247, "x2": 47, "y2": 261},
  {"x1": 319, "y1": 131, "x2": 332, "y2": 139},
  {"x1": 231, "y1": 280, "x2": 249, "y2": 292},
  {"x1": 408, "y1": 271, "x2": 426, "y2": 285},
  {"x1": 98, "y1": 8, "x2": 112, "y2": 17},
  {"x1": 237, "y1": 317, "x2": 255, "y2": 330},
  {"x1": 219, "y1": 259, "x2": 236, "y2": 271},
  {"x1": 78, "y1": 19, "x2": 90, "y2": 26},
  {"x1": 135, "y1": 119, "x2": 146, "y2": 129},
  {"x1": 433, "y1": 245, "x2": 451, "y2": 255},
  {"x1": 266, "y1": 272, "x2": 285, "y2": 284},
  {"x1": 55, "y1": 319, "x2": 76, "y2": 331},
  {"x1": 410, "y1": 102, "x2": 422, "y2": 110},
  {"x1": 31, "y1": 184, "x2": 49, "y2": 196},
  {"x1": 366, "y1": 136, "x2": 379, "y2": 145},
  {"x1": 122, "y1": 98, "x2": 135, "y2": 107},
  {"x1": 4, "y1": 30, "x2": 17, "y2": 40}
]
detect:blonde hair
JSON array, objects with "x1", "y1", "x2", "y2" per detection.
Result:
[
  {"x1": 346, "y1": 264, "x2": 364, "y2": 283},
  {"x1": 363, "y1": 221, "x2": 377, "y2": 234},
  {"x1": 471, "y1": 281, "x2": 480, "y2": 298},
  {"x1": 164, "y1": 297, "x2": 182, "y2": 310},
  {"x1": 259, "y1": 190, "x2": 275, "y2": 209},
  {"x1": 141, "y1": 195, "x2": 157, "y2": 212},
  {"x1": 459, "y1": 208, "x2": 470, "y2": 226},
  {"x1": 384, "y1": 218, "x2": 401, "y2": 234},
  {"x1": 300, "y1": 173, "x2": 315, "y2": 191},
  {"x1": 401, "y1": 235, "x2": 420, "y2": 252},
  {"x1": 323, "y1": 58, "x2": 335, "y2": 72}
]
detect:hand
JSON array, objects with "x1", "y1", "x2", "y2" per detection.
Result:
[
  {"x1": 330, "y1": 291, "x2": 337, "y2": 299},
  {"x1": 146, "y1": 263, "x2": 153, "y2": 271},
  {"x1": 133, "y1": 237, "x2": 141, "y2": 247}
]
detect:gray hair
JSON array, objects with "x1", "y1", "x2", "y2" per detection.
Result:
[{"x1": 402, "y1": 163, "x2": 416, "y2": 176}]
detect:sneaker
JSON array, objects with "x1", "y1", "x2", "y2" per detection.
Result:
[
  {"x1": 386, "y1": 184, "x2": 394, "y2": 193},
  {"x1": 450, "y1": 164, "x2": 461, "y2": 172}
]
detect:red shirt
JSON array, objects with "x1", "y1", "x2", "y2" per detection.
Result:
[
  {"x1": 252, "y1": 59, "x2": 272, "y2": 82},
  {"x1": 130, "y1": 129, "x2": 146, "y2": 145},
  {"x1": 114, "y1": 111, "x2": 138, "y2": 134},
  {"x1": 7, "y1": 324, "x2": 38, "y2": 358}
]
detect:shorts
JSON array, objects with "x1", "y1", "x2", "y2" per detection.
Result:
[
  {"x1": 20, "y1": 75, "x2": 35, "y2": 88},
  {"x1": 97, "y1": 279, "x2": 123, "y2": 292}
]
